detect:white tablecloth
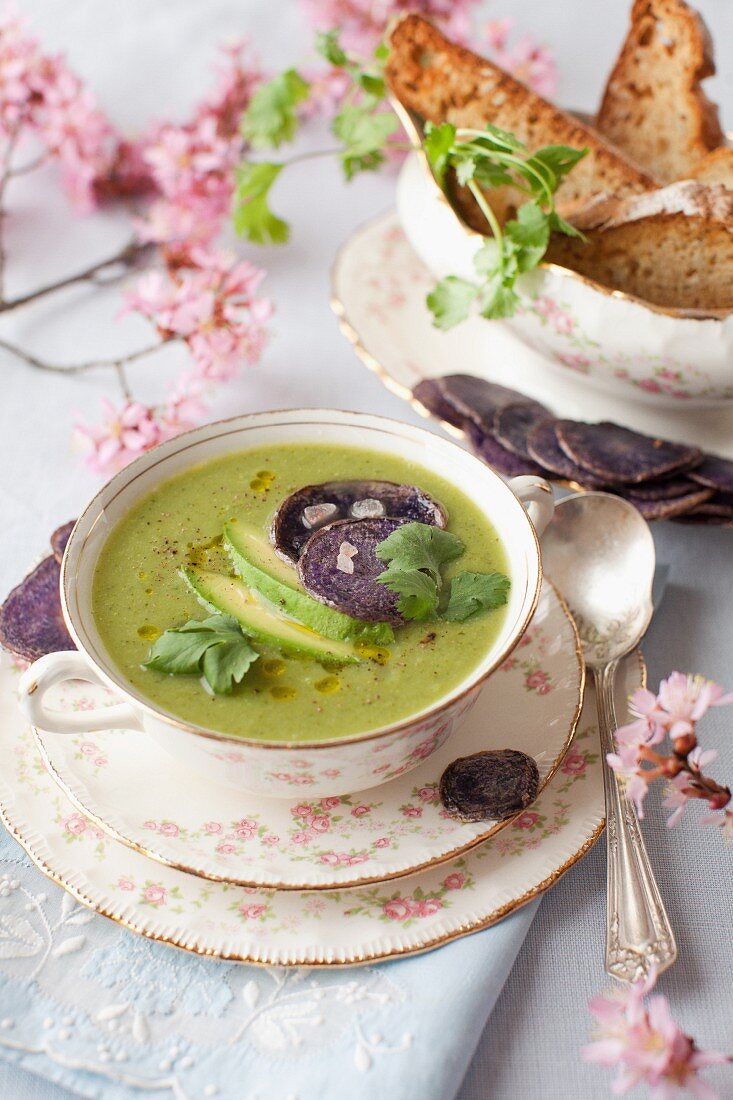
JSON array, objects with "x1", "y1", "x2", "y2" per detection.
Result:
[{"x1": 2, "y1": 1, "x2": 732, "y2": 1097}]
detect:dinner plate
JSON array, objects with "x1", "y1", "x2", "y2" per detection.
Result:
[
  {"x1": 32, "y1": 581, "x2": 582, "y2": 890},
  {"x1": 0, "y1": 650, "x2": 643, "y2": 966},
  {"x1": 331, "y1": 212, "x2": 733, "y2": 459}
]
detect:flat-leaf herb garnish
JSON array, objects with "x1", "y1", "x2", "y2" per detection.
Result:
[
  {"x1": 375, "y1": 521, "x2": 510, "y2": 623},
  {"x1": 233, "y1": 30, "x2": 587, "y2": 324},
  {"x1": 143, "y1": 614, "x2": 259, "y2": 695}
]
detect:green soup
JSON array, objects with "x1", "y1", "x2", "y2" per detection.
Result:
[{"x1": 92, "y1": 443, "x2": 509, "y2": 741}]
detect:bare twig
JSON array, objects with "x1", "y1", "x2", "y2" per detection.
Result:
[
  {"x1": 0, "y1": 335, "x2": 164, "y2": 383},
  {"x1": 0, "y1": 239, "x2": 154, "y2": 313}
]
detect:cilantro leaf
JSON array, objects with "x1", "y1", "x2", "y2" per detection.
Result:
[
  {"x1": 443, "y1": 571, "x2": 511, "y2": 622},
  {"x1": 549, "y1": 210, "x2": 587, "y2": 240},
  {"x1": 241, "y1": 69, "x2": 310, "y2": 149},
  {"x1": 479, "y1": 280, "x2": 520, "y2": 320},
  {"x1": 332, "y1": 104, "x2": 398, "y2": 180},
  {"x1": 529, "y1": 144, "x2": 588, "y2": 184},
  {"x1": 376, "y1": 564, "x2": 439, "y2": 621},
  {"x1": 504, "y1": 202, "x2": 551, "y2": 272},
  {"x1": 316, "y1": 29, "x2": 349, "y2": 68},
  {"x1": 423, "y1": 121, "x2": 457, "y2": 182},
  {"x1": 144, "y1": 614, "x2": 258, "y2": 695},
  {"x1": 426, "y1": 276, "x2": 479, "y2": 330},
  {"x1": 376, "y1": 522, "x2": 464, "y2": 583},
  {"x1": 232, "y1": 162, "x2": 289, "y2": 244}
]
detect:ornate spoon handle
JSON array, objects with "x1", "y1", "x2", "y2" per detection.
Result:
[{"x1": 594, "y1": 662, "x2": 677, "y2": 984}]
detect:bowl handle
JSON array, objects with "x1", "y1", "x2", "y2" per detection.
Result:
[
  {"x1": 508, "y1": 476, "x2": 555, "y2": 537},
  {"x1": 17, "y1": 651, "x2": 143, "y2": 734}
]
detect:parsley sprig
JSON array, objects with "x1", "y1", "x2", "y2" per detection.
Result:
[
  {"x1": 143, "y1": 614, "x2": 259, "y2": 695},
  {"x1": 233, "y1": 30, "x2": 587, "y2": 323},
  {"x1": 375, "y1": 522, "x2": 510, "y2": 623}
]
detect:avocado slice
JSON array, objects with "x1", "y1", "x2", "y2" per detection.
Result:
[
  {"x1": 181, "y1": 566, "x2": 360, "y2": 665},
  {"x1": 223, "y1": 520, "x2": 394, "y2": 646}
]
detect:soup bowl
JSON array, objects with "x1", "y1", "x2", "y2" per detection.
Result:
[{"x1": 18, "y1": 409, "x2": 554, "y2": 798}]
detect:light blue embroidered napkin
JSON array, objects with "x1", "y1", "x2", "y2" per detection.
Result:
[{"x1": 0, "y1": 823, "x2": 538, "y2": 1100}]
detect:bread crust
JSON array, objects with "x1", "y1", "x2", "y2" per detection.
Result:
[{"x1": 596, "y1": 0, "x2": 725, "y2": 181}]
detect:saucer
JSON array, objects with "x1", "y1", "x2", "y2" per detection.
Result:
[
  {"x1": 331, "y1": 212, "x2": 733, "y2": 459},
  {"x1": 0, "y1": 650, "x2": 643, "y2": 965},
  {"x1": 33, "y1": 581, "x2": 583, "y2": 890}
]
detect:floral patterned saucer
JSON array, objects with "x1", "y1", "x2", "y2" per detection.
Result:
[
  {"x1": 0, "y1": 650, "x2": 643, "y2": 966},
  {"x1": 33, "y1": 582, "x2": 582, "y2": 891},
  {"x1": 331, "y1": 212, "x2": 733, "y2": 459}
]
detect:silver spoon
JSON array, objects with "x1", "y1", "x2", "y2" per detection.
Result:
[{"x1": 542, "y1": 492, "x2": 677, "y2": 983}]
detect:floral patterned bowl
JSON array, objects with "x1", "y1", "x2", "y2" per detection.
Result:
[
  {"x1": 397, "y1": 152, "x2": 733, "y2": 408},
  {"x1": 17, "y1": 409, "x2": 554, "y2": 799}
]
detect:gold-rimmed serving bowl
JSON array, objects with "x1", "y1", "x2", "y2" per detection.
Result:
[
  {"x1": 17, "y1": 409, "x2": 554, "y2": 798},
  {"x1": 394, "y1": 106, "x2": 733, "y2": 408}
]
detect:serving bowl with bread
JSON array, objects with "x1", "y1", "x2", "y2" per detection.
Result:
[{"x1": 388, "y1": 3, "x2": 733, "y2": 408}]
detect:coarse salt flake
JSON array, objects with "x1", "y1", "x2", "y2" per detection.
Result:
[{"x1": 336, "y1": 541, "x2": 358, "y2": 574}]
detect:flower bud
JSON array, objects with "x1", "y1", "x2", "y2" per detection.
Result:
[{"x1": 674, "y1": 733, "x2": 697, "y2": 757}]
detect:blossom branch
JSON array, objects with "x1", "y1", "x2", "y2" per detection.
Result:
[
  {"x1": 0, "y1": 239, "x2": 154, "y2": 313},
  {"x1": 607, "y1": 673, "x2": 733, "y2": 839}
]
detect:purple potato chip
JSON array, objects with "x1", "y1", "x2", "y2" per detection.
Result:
[
  {"x1": 526, "y1": 420, "x2": 606, "y2": 487},
  {"x1": 674, "y1": 513, "x2": 733, "y2": 526},
  {"x1": 556, "y1": 421, "x2": 702, "y2": 485},
  {"x1": 621, "y1": 477, "x2": 698, "y2": 502},
  {"x1": 687, "y1": 454, "x2": 733, "y2": 494},
  {"x1": 465, "y1": 421, "x2": 546, "y2": 477},
  {"x1": 440, "y1": 749, "x2": 540, "y2": 822},
  {"x1": 0, "y1": 555, "x2": 74, "y2": 662},
  {"x1": 676, "y1": 491, "x2": 733, "y2": 519},
  {"x1": 494, "y1": 403, "x2": 555, "y2": 460},
  {"x1": 297, "y1": 517, "x2": 406, "y2": 624},
  {"x1": 272, "y1": 481, "x2": 447, "y2": 564},
  {"x1": 625, "y1": 487, "x2": 713, "y2": 520},
  {"x1": 50, "y1": 520, "x2": 76, "y2": 564},
  {"x1": 412, "y1": 375, "x2": 547, "y2": 432}
]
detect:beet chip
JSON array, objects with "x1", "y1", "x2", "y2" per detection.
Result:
[
  {"x1": 440, "y1": 749, "x2": 540, "y2": 822},
  {"x1": 412, "y1": 375, "x2": 545, "y2": 432},
  {"x1": 622, "y1": 477, "x2": 699, "y2": 501},
  {"x1": 272, "y1": 481, "x2": 446, "y2": 564},
  {"x1": 466, "y1": 422, "x2": 546, "y2": 477},
  {"x1": 493, "y1": 403, "x2": 551, "y2": 459},
  {"x1": 526, "y1": 420, "x2": 606, "y2": 487},
  {"x1": 0, "y1": 556, "x2": 74, "y2": 662},
  {"x1": 687, "y1": 455, "x2": 733, "y2": 494},
  {"x1": 297, "y1": 517, "x2": 407, "y2": 624},
  {"x1": 51, "y1": 520, "x2": 76, "y2": 564},
  {"x1": 556, "y1": 421, "x2": 702, "y2": 485},
  {"x1": 625, "y1": 488, "x2": 713, "y2": 520}
]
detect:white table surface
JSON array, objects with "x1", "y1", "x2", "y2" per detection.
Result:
[{"x1": 2, "y1": 2, "x2": 733, "y2": 1097}]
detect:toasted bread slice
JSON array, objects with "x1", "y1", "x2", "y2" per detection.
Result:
[
  {"x1": 546, "y1": 181, "x2": 733, "y2": 311},
  {"x1": 596, "y1": 0, "x2": 725, "y2": 183},
  {"x1": 386, "y1": 14, "x2": 657, "y2": 233},
  {"x1": 688, "y1": 147, "x2": 733, "y2": 189}
]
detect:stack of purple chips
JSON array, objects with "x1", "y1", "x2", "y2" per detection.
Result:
[{"x1": 413, "y1": 375, "x2": 733, "y2": 526}]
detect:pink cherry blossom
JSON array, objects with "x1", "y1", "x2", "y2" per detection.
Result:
[
  {"x1": 300, "y1": 65, "x2": 350, "y2": 120},
  {"x1": 584, "y1": 968, "x2": 730, "y2": 1096},
  {"x1": 483, "y1": 19, "x2": 558, "y2": 97},
  {"x1": 75, "y1": 399, "x2": 162, "y2": 475},
  {"x1": 142, "y1": 884, "x2": 167, "y2": 906},
  {"x1": 299, "y1": 0, "x2": 479, "y2": 55},
  {"x1": 655, "y1": 673, "x2": 733, "y2": 740}
]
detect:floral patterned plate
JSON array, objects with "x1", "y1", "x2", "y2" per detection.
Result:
[
  {"x1": 32, "y1": 582, "x2": 583, "y2": 891},
  {"x1": 331, "y1": 212, "x2": 733, "y2": 459},
  {"x1": 0, "y1": 651, "x2": 643, "y2": 966}
]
